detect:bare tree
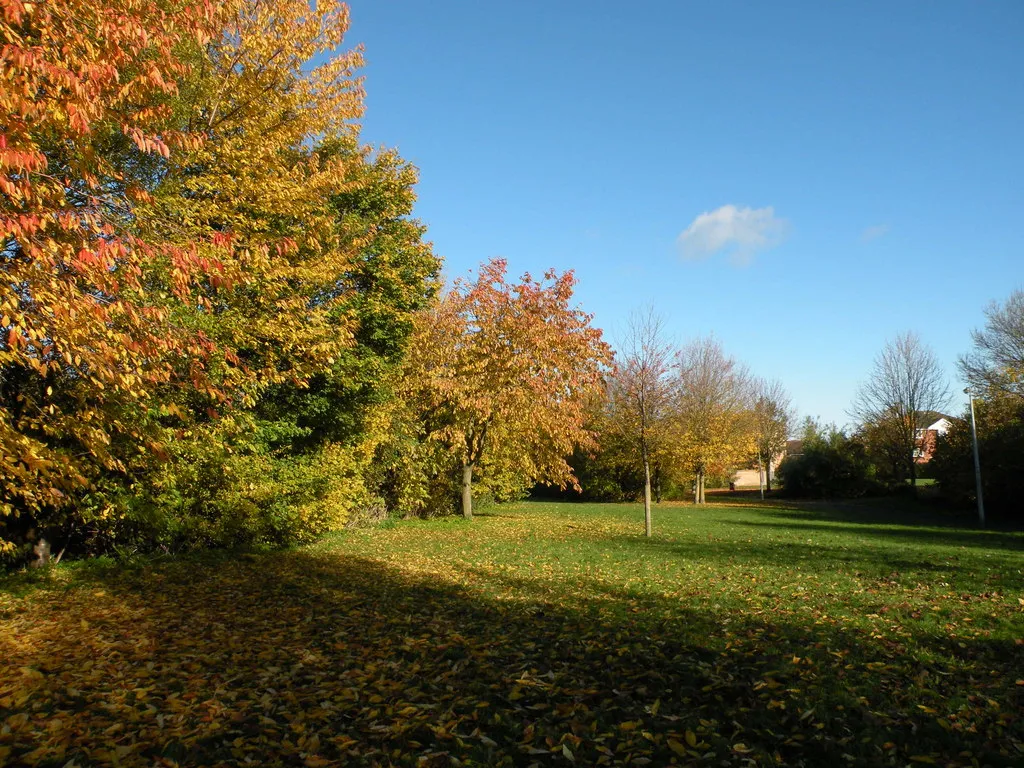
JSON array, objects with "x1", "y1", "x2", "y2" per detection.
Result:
[
  {"x1": 672, "y1": 337, "x2": 754, "y2": 504},
  {"x1": 959, "y1": 288, "x2": 1024, "y2": 401},
  {"x1": 752, "y1": 378, "x2": 794, "y2": 495},
  {"x1": 612, "y1": 308, "x2": 674, "y2": 536},
  {"x1": 851, "y1": 331, "x2": 950, "y2": 486}
]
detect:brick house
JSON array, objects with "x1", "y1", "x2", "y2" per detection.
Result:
[{"x1": 914, "y1": 414, "x2": 952, "y2": 464}]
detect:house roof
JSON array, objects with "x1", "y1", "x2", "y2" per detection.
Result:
[{"x1": 915, "y1": 410, "x2": 951, "y2": 428}]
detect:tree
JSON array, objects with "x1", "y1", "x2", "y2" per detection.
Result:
[
  {"x1": 250, "y1": 147, "x2": 440, "y2": 453},
  {"x1": 930, "y1": 398, "x2": 1024, "y2": 519},
  {"x1": 608, "y1": 309, "x2": 674, "y2": 536},
  {"x1": 850, "y1": 332, "x2": 950, "y2": 486},
  {"x1": 671, "y1": 337, "x2": 754, "y2": 504},
  {"x1": 0, "y1": 0, "x2": 221, "y2": 551},
  {"x1": 934, "y1": 290, "x2": 1024, "y2": 518},
  {"x1": 1, "y1": 0, "x2": 438, "y2": 556},
  {"x1": 751, "y1": 378, "x2": 794, "y2": 494},
  {"x1": 855, "y1": 416, "x2": 911, "y2": 485},
  {"x1": 406, "y1": 259, "x2": 612, "y2": 519},
  {"x1": 139, "y1": 0, "x2": 369, "y2": 404},
  {"x1": 124, "y1": 0, "x2": 436, "y2": 549},
  {"x1": 959, "y1": 288, "x2": 1024, "y2": 401}
]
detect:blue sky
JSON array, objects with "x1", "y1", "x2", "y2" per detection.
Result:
[{"x1": 344, "y1": 0, "x2": 1023, "y2": 427}]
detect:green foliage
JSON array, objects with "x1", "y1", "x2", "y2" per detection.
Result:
[
  {"x1": 776, "y1": 422, "x2": 883, "y2": 498},
  {"x1": 930, "y1": 398, "x2": 1024, "y2": 520},
  {"x1": 542, "y1": 451, "x2": 718, "y2": 504},
  {"x1": 554, "y1": 403, "x2": 648, "y2": 502},
  {"x1": 261, "y1": 146, "x2": 440, "y2": 454},
  {"x1": 77, "y1": 424, "x2": 372, "y2": 552},
  {"x1": 361, "y1": 390, "x2": 461, "y2": 519},
  {"x1": 557, "y1": 446, "x2": 645, "y2": 502},
  {"x1": 368, "y1": 402, "x2": 533, "y2": 519},
  {"x1": 156, "y1": 442, "x2": 366, "y2": 549}
]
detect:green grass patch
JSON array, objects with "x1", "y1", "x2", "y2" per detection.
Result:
[{"x1": 2, "y1": 500, "x2": 1022, "y2": 766}]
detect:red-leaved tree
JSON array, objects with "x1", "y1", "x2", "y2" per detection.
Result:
[{"x1": 407, "y1": 259, "x2": 612, "y2": 518}]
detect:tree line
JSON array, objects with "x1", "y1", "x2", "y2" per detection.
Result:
[
  {"x1": 929, "y1": 290, "x2": 1023, "y2": 518},
  {"x1": 776, "y1": 290, "x2": 1023, "y2": 522},
  {"x1": 1, "y1": 0, "x2": 616, "y2": 563},
  {"x1": 553, "y1": 289, "x2": 1024, "y2": 529},
  {"x1": 546, "y1": 309, "x2": 794, "y2": 535}
]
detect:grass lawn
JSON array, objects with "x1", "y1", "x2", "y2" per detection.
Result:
[{"x1": 2, "y1": 499, "x2": 1022, "y2": 767}]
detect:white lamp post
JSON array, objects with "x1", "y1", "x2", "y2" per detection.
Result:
[{"x1": 964, "y1": 388, "x2": 985, "y2": 527}]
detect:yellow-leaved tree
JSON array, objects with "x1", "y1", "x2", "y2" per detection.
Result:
[
  {"x1": 118, "y1": 0, "x2": 437, "y2": 546},
  {"x1": 139, "y1": 0, "x2": 368, "y2": 403},
  {"x1": 2, "y1": 0, "x2": 436, "y2": 555},
  {"x1": 670, "y1": 336, "x2": 756, "y2": 504}
]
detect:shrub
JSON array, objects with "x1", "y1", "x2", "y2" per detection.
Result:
[
  {"x1": 930, "y1": 400, "x2": 1024, "y2": 521},
  {"x1": 777, "y1": 427, "x2": 882, "y2": 499}
]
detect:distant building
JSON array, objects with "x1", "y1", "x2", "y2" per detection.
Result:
[
  {"x1": 732, "y1": 447, "x2": 790, "y2": 490},
  {"x1": 914, "y1": 415, "x2": 952, "y2": 464}
]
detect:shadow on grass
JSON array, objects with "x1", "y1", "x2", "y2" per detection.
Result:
[
  {"x1": 736, "y1": 495, "x2": 1021, "y2": 532},
  {"x1": 1, "y1": 549, "x2": 1021, "y2": 767},
  {"x1": 601, "y1": 529, "x2": 1024, "y2": 594},
  {"x1": 729, "y1": 518, "x2": 1024, "y2": 554}
]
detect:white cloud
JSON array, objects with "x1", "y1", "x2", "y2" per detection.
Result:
[
  {"x1": 677, "y1": 204, "x2": 787, "y2": 265},
  {"x1": 860, "y1": 224, "x2": 890, "y2": 242}
]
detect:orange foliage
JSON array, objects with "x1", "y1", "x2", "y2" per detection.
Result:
[
  {"x1": 407, "y1": 259, "x2": 613, "y2": 516},
  {"x1": 0, "y1": 0, "x2": 224, "y2": 525},
  {"x1": 0, "y1": 0, "x2": 371, "y2": 542}
]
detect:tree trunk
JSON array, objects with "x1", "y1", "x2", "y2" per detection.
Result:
[
  {"x1": 758, "y1": 453, "x2": 765, "y2": 500},
  {"x1": 909, "y1": 451, "x2": 917, "y2": 489},
  {"x1": 766, "y1": 458, "x2": 773, "y2": 492},
  {"x1": 643, "y1": 456, "x2": 653, "y2": 537},
  {"x1": 461, "y1": 462, "x2": 474, "y2": 519},
  {"x1": 694, "y1": 469, "x2": 705, "y2": 505},
  {"x1": 30, "y1": 537, "x2": 51, "y2": 568}
]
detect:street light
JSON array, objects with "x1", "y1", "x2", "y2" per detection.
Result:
[{"x1": 964, "y1": 388, "x2": 985, "y2": 527}]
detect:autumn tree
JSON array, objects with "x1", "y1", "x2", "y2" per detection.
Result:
[
  {"x1": 0, "y1": 0, "x2": 222, "y2": 551},
  {"x1": 125, "y1": 0, "x2": 437, "y2": 546},
  {"x1": 850, "y1": 332, "x2": 950, "y2": 486},
  {"x1": 406, "y1": 259, "x2": 612, "y2": 519},
  {"x1": 607, "y1": 309, "x2": 674, "y2": 536},
  {"x1": 138, "y1": 0, "x2": 369, "y2": 404},
  {"x1": 671, "y1": 337, "x2": 754, "y2": 504},
  {"x1": 1, "y1": 0, "x2": 438, "y2": 555},
  {"x1": 256, "y1": 147, "x2": 440, "y2": 451},
  {"x1": 751, "y1": 378, "x2": 794, "y2": 494}
]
